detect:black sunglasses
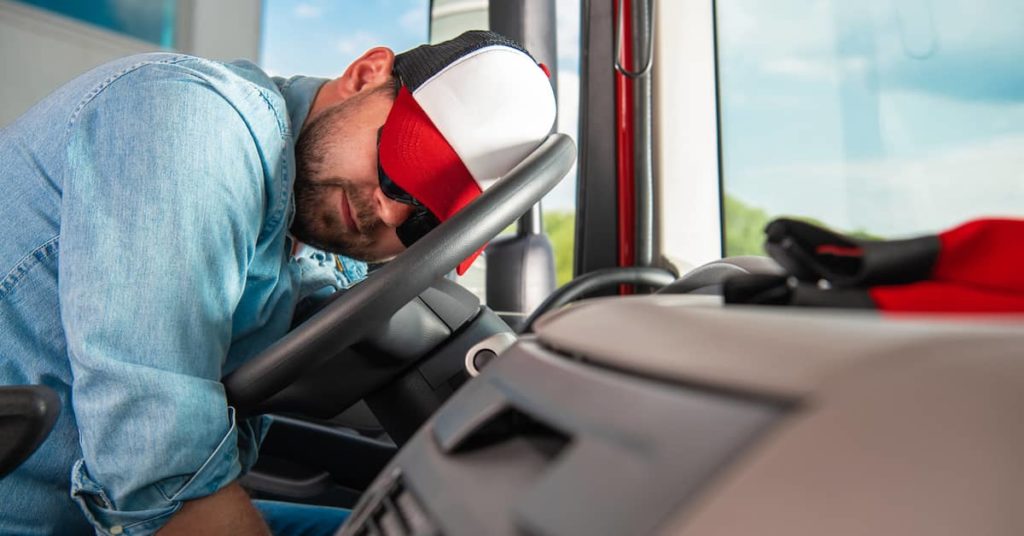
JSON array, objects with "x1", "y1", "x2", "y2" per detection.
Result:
[
  {"x1": 396, "y1": 207, "x2": 441, "y2": 248},
  {"x1": 378, "y1": 156, "x2": 440, "y2": 247}
]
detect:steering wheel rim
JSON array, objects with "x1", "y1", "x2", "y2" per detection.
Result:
[{"x1": 224, "y1": 133, "x2": 576, "y2": 417}]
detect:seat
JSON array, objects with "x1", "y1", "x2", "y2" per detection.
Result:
[{"x1": 0, "y1": 385, "x2": 60, "y2": 478}]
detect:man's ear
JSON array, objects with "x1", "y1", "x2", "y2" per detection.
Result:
[{"x1": 336, "y1": 47, "x2": 396, "y2": 97}]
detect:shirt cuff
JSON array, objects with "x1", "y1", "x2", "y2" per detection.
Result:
[
  {"x1": 238, "y1": 414, "x2": 272, "y2": 475},
  {"x1": 70, "y1": 407, "x2": 247, "y2": 536}
]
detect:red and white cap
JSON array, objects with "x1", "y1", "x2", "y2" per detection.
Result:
[{"x1": 379, "y1": 31, "x2": 556, "y2": 274}]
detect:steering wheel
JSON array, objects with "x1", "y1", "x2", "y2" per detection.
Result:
[{"x1": 224, "y1": 133, "x2": 576, "y2": 418}]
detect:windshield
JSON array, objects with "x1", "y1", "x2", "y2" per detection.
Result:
[{"x1": 716, "y1": 0, "x2": 1024, "y2": 255}]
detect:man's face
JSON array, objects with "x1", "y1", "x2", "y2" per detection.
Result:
[{"x1": 291, "y1": 85, "x2": 414, "y2": 261}]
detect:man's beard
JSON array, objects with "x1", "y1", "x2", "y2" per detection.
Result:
[
  {"x1": 291, "y1": 100, "x2": 384, "y2": 261},
  {"x1": 291, "y1": 176, "x2": 383, "y2": 259}
]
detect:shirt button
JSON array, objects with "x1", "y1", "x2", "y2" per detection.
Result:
[{"x1": 110, "y1": 526, "x2": 123, "y2": 535}]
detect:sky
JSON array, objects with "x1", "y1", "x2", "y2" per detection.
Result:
[
  {"x1": 260, "y1": 0, "x2": 430, "y2": 79},
  {"x1": 259, "y1": 0, "x2": 581, "y2": 211},
  {"x1": 716, "y1": 0, "x2": 1024, "y2": 237}
]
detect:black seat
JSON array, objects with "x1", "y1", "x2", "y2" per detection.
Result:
[{"x1": 0, "y1": 385, "x2": 60, "y2": 478}]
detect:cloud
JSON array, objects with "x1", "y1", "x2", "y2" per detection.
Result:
[
  {"x1": 882, "y1": 50, "x2": 1024, "y2": 103},
  {"x1": 556, "y1": 71, "x2": 579, "y2": 136},
  {"x1": 716, "y1": 0, "x2": 832, "y2": 58},
  {"x1": 729, "y1": 134, "x2": 1024, "y2": 235},
  {"x1": 556, "y1": 0, "x2": 580, "y2": 64},
  {"x1": 293, "y1": 3, "x2": 322, "y2": 19},
  {"x1": 335, "y1": 31, "x2": 380, "y2": 57},
  {"x1": 544, "y1": 70, "x2": 580, "y2": 210},
  {"x1": 399, "y1": 6, "x2": 427, "y2": 34},
  {"x1": 720, "y1": 0, "x2": 1024, "y2": 102}
]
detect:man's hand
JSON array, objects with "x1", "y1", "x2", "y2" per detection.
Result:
[{"x1": 157, "y1": 482, "x2": 270, "y2": 535}]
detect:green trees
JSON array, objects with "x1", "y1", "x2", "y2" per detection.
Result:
[
  {"x1": 544, "y1": 211, "x2": 575, "y2": 286},
  {"x1": 542, "y1": 197, "x2": 880, "y2": 289}
]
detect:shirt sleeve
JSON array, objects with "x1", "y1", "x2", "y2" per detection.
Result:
[{"x1": 60, "y1": 65, "x2": 269, "y2": 536}]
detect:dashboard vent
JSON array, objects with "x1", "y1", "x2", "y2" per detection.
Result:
[{"x1": 347, "y1": 471, "x2": 439, "y2": 536}]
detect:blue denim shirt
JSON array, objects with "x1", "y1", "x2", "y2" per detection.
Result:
[{"x1": 0, "y1": 53, "x2": 365, "y2": 535}]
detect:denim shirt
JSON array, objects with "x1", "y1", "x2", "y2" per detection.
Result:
[{"x1": 0, "y1": 53, "x2": 364, "y2": 535}]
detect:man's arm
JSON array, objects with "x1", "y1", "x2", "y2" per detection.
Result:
[
  {"x1": 61, "y1": 62, "x2": 274, "y2": 535},
  {"x1": 158, "y1": 483, "x2": 269, "y2": 536}
]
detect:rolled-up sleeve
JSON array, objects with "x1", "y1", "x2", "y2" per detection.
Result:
[{"x1": 60, "y1": 65, "x2": 268, "y2": 535}]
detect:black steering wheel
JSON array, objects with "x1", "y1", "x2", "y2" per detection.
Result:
[{"x1": 224, "y1": 133, "x2": 576, "y2": 418}]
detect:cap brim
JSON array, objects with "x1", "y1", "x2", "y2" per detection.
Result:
[
  {"x1": 379, "y1": 87, "x2": 485, "y2": 275},
  {"x1": 457, "y1": 246, "x2": 485, "y2": 275}
]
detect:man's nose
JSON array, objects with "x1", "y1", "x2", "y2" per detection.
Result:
[{"x1": 375, "y1": 188, "x2": 416, "y2": 228}]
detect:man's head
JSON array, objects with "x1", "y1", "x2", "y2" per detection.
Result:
[{"x1": 291, "y1": 31, "x2": 556, "y2": 273}]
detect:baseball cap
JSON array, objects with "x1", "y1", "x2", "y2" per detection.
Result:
[{"x1": 379, "y1": 31, "x2": 557, "y2": 275}]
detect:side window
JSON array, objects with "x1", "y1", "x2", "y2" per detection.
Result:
[
  {"x1": 12, "y1": 0, "x2": 178, "y2": 47},
  {"x1": 429, "y1": 0, "x2": 581, "y2": 295},
  {"x1": 430, "y1": 0, "x2": 488, "y2": 43},
  {"x1": 2, "y1": 1, "x2": 256, "y2": 126},
  {"x1": 548, "y1": 0, "x2": 581, "y2": 287},
  {"x1": 716, "y1": 0, "x2": 1024, "y2": 255}
]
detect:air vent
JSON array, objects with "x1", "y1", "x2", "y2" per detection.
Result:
[{"x1": 346, "y1": 471, "x2": 439, "y2": 536}]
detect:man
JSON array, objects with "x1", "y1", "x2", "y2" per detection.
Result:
[{"x1": 0, "y1": 30, "x2": 556, "y2": 535}]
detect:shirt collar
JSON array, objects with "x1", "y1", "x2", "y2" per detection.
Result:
[
  {"x1": 275, "y1": 75, "x2": 329, "y2": 140},
  {"x1": 275, "y1": 75, "x2": 327, "y2": 235}
]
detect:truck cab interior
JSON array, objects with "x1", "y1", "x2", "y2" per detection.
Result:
[{"x1": 2, "y1": 0, "x2": 1023, "y2": 535}]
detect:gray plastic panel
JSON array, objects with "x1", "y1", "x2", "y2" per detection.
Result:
[
  {"x1": 533, "y1": 295, "x2": 1024, "y2": 399},
  {"x1": 337, "y1": 341, "x2": 787, "y2": 536},
  {"x1": 485, "y1": 233, "x2": 557, "y2": 321},
  {"x1": 658, "y1": 256, "x2": 784, "y2": 295}
]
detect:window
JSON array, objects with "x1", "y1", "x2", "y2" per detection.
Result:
[
  {"x1": 430, "y1": 0, "x2": 581, "y2": 289},
  {"x1": 717, "y1": 0, "x2": 1024, "y2": 255},
  {"x1": 430, "y1": 0, "x2": 488, "y2": 43},
  {"x1": 14, "y1": 0, "x2": 177, "y2": 47},
  {"x1": 548, "y1": 0, "x2": 581, "y2": 287}
]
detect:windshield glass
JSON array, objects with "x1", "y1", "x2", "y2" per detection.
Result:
[{"x1": 717, "y1": 0, "x2": 1024, "y2": 254}]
